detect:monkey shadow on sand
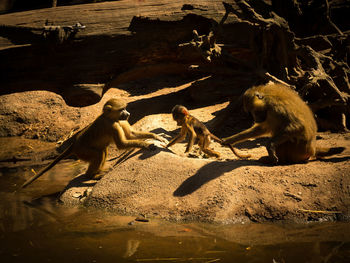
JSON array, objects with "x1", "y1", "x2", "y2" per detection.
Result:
[
  {"x1": 317, "y1": 155, "x2": 350, "y2": 163},
  {"x1": 108, "y1": 127, "x2": 172, "y2": 167},
  {"x1": 111, "y1": 146, "x2": 173, "y2": 169},
  {"x1": 173, "y1": 153, "x2": 350, "y2": 197},
  {"x1": 173, "y1": 160, "x2": 264, "y2": 197},
  {"x1": 150, "y1": 127, "x2": 175, "y2": 140},
  {"x1": 134, "y1": 146, "x2": 174, "y2": 161}
]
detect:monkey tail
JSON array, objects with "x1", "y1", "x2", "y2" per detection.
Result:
[
  {"x1": 315, "y1": 147, "x2": 345, "y2": 159},
  {"x1": 210, "y1": 133, "x2": 251, "y2": 159},
  {"x1": 227, "y1": 144, "x2": 251, "y2": 159},
  {"x1": 21, "y1": 146, "x2": 73, "y2": 189},
  {"x1": 209, "y1": 133, "x2": 223, "y2": 143}
]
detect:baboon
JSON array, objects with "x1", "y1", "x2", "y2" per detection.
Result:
[
  {"x1": 167, "y1": 105, "x2": 250, "y2": 158},
  {"x1": 222, "y1": 82, "x2": 345, "y2": 164},
  {"x1": 21, "y1": 98, "x2": 165, "y2": 188}
]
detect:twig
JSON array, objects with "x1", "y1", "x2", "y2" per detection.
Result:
[
  {"x1": 298, "y1": 209, "x2": 341, "y2": 214},
  {"x1": 136, "y1": 258, "x2": 181, "y2": 261},
  {"x1": 136, "y1": 258, "x2": 219, "y2": 262},
  {"x1": 0, "y1": 156, "x2": 31, "y2": 163},
  {"x1": 205, "y1": 259, "x2": 221, "y2": 263}
]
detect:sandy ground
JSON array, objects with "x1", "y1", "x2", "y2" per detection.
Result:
[{"x1": 2, "y1": 75, "x2": 349, "y2": 223}]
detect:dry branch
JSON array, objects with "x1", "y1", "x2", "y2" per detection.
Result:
[{"x1": 180, "y1": 1, "x2": 350, "y2": 131}]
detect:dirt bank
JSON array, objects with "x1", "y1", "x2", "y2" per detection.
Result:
[
  {"x1": 2, "y1": 81, "x2": 349, "y2": 223},
  {"x1": 59, "y1": 114, "x2": 350, "y2": 223},
  {"x1": 60, "y1": 142, "x2": 350, "y2": 223}
]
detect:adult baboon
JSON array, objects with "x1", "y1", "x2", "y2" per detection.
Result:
[
  {"x1": 222, "y1": 83, "x2": 345, "y2": 164},
  {"x1": 22, "y1": 98, "x2": 165, "y2": 188}
]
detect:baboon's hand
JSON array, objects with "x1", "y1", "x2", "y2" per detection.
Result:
[
  {"x1": 267, "y1": 142, "x2": 279, "y2": 164},
  {"x1": 147, "y1": 143, "x2": 157, "y2": 151},
  {"x1": 157, "y1": 132, "x2": 172, "y2": 139},
  {"x1": 150, "y1": 139, "x2": 167, "y2": 148},
  {"x1": 266, "y1": 148, "x2": 278, "y2": 164},
  {"x1": 270, "y1": 154, "x2": 279, "y2": 164},
  {"x1": 155, "y1": 135, "x2": 169, "y2": 144}
]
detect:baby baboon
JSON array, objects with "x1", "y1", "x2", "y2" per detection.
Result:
[
  {"x1": 167, "y1": 105, "x2": 250, "y2": 158},
  {"x1": 21, "y1": 98, "x2": 165, "y2": 188},
  {"x1": 222, "y1": 82, "x2": 345, "y2": 164}
]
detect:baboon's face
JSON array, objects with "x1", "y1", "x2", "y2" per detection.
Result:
[
  {"x1": 172, "y1": 105, "x2": 187, "y2": 126},
  {"x1": 172, "y1": 112, "x2": 185, "y2": 126},
  {"x1": 110, "y1": 105, "x2": 130, "y2": 121},
  {"x1": 243, "y1": 89, "x2": 265, "y2": 112},
  {"x1": 119, "y1": 108, "x2": 130, "y2": 120},
  {"x1": 243, "y1": 91, "x2": 268, "y2": 123},
  {"x1": 104, "y1": 99, "x2": 130, "y2": 121},
  {"x1": 175, "y1": 118, "x2": 183, "y2": 126}
]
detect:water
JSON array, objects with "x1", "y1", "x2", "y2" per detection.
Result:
[{"x1": 0, "y1": 161, "x2": 349, "y2": 263}]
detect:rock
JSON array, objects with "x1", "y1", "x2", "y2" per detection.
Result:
[{"x1": 59, "y1": 145, "x2": 350, "y2": 223}]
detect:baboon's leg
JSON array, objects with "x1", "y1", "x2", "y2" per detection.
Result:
[
  {"x1": 81, "y1": 148, "x2": 107, "y2": 179},
  {"x1": 201, "y1": 135, "x2": 220, "y2": 157},
  {"x1": 267, "y1": 130, "x2": 304, "y2": 164},
  {"x1": 197, "y1": 136, "x2": 205, "y2": 155},
  {"x1": 202, "y1": 148, "x2": 220, "y2": 158},
  {"x1": 185, "y1": 129, "x2": 196, "y2": 153},
  {"x1": 275, "y1": 141, "x2": 312, "y2": 164},
  {"x1": 202, "y1": 135, "x2": 211, "y2": 149}
]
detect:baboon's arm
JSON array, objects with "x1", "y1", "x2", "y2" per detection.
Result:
[
  {"x1": 113, "y1": 123, "x2": 149, "y2": 149},
  {"x1": 185, "y1": 126, "x2": 196, "y2": 153},
  {"x1": 223, "y1": 123, "x2": 268, "y2": 145},
  {"x1": 130, "y1": 129, "x2": 165, "y2": 142},
  {"x1": 167, "y1": 126, "x2": 187, "y2": 148},
  {"x1": 131, "y1": 130, "x2": 158, "y2": 139},
  {"x1": 120, "y1": 121, "x2": 150, "y2": 138},
  {"x1": 119, "y1": 121, "x2": 165, "y2": 142}
]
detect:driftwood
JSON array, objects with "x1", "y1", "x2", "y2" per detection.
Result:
[
  {"x1": 271, "y1": 0, "x2": 343, "y2": 37},
  {"x1": 0, "y1": 21, "x2": 85, "y2": 45},
  {"x1": 178, "y1": 1, "x2": 350, "y2": 131},
  {"x1": 0, "y1": 1, "x2": 349, "y2": 130}
]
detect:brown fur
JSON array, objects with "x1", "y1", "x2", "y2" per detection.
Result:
[
  {"x1": 222, "y1": 83, "x2": 345, "y2": 164},
  {"x1": 167, "y1": 105, "x2": 250, "y2": 159},
  {"x1": 21, "y1": 98, "x2": 165, "y2": 188}
]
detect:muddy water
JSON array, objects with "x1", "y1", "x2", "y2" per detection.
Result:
[{"x1": 0, "y1": 156, "x2": 350, "y2": 262}]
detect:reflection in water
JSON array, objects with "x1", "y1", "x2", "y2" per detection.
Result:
[
  {"x1": 124, "y1": 239, "x2": 141, "y2": 258},
  {"x1": 0, "y1": 164, "x2": 349, "y2": 263},
  {"x1": 1, "y1": 194, "x2": 37, "y2": 233}
]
